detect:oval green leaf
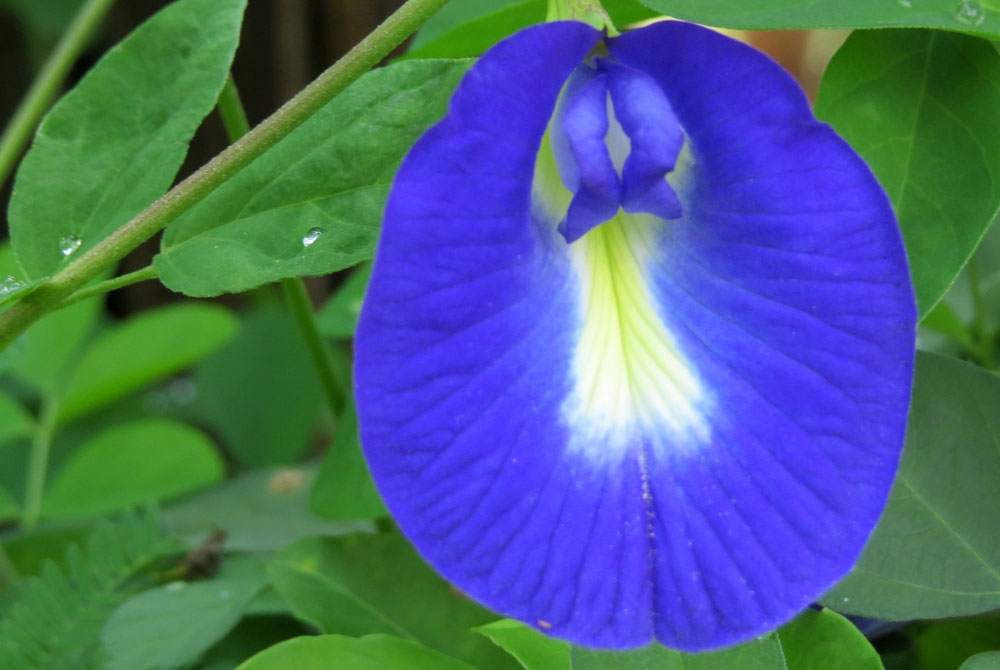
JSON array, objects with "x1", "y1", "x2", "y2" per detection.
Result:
[
  {"x1": 234, "y1": 635, "x2": 476, "y2": 670},
  {"x1": 154, "y1": 59, "x2": 471, "y2": 297},
  {"x1": 474, "y1": 619, "x2": 569, "y2": 670},
  {"x1": 268, "y1": 534, "x2": 517, "y2": 670},
  {"x1": 824, "y1": 352, "x2": 1000, "y2": 619},
  {"x1": 635, "y1": 0, "x2": 1000, "y2": 36},
  {"x1": 571, "y1": 634, "x2": 787, "y2": 669},
  {"x1": 101, "y1": 558, "x2": 267, "y2": 670},
  {"x1": 9, "y1": 0, "x2": 248, "y2": 278},
  {"x1": 42, "y1": 418, "x2": 224, "y2": 519},
  {"x1": 778, "y1": 609, "x2": 882, "y2": 670},
  {"x1": 58, "y1": 302, "x2": 238, "y2": 424},
  {"x1": 815, "y1": 29, "x2": 1000, "y2": 315},
  {"x1": 963, "y1": 652, "x2": 1000, "y2": 670}
]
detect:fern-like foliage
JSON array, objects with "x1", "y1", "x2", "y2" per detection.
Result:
[{"x1": 0, "y1": 507, "x2": 173, "y2": 670}]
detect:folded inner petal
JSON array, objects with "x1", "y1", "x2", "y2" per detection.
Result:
[{"x1": 605, "y1": 62, "x2": 685, "y2": 220}]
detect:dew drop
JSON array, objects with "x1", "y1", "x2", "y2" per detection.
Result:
[
  {"x1": 59, "y1": 233, "x2": 82, "y2": 257},
  {"x1": 897, "y1": 0, "x2": 912, "y2": 7},
  {"x1": 301, "y1": 227, "x2": 324, "y2": 247},
  {"x1": 955, "y1": 0, "x2": 986, "y2": 25},
  {"x1": 166, "y1": 581, "x2": 186, "y2": 592},
  {"x1": 0, "y1": 276, "x2": 23, "y2": 296},
  {"x1": 219, "y1": 590, "x2": 230, "y2": 600}
]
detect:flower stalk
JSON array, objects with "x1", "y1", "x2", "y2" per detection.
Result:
[{"x1": 546, "y1": 0, "x2": 619, "y2": 35}]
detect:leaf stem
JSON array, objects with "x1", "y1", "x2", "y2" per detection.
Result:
[
  {"x1": 282, "y1": 278, "x2": 349, "y2": 413},
  {"x1": 22, "y1": 396, "x2": 60, "y2": 529},
  {"x1": 217, "y1": 75, "x2": 252, "y2": 139},
  {"x1": 0, "y1": 0, "x2": 117, "y2": 188},
  {"x1": 217, "y1": 74, "x2": 347, "y2": 414},
  {"x1": 0, "y1": 0, "x2": 451, "y2": 354},
  {"x1": 59, "y1": 265, "x2": 158, "y2": 307}
]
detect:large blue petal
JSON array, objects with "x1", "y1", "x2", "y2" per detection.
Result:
[
  {"x1": 355, "y1": 22, "x2": 652, "y2": 647},
  {"x1": 356, "y1": 19, "x2": 916, "y2": 652},
  {"x1": 609, "y1": 22, "x2": 915, "y2": 648}
]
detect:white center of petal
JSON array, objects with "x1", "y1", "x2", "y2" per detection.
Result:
[{"x1": 566, "y1": 211, "x2": 709, "y2": 457}]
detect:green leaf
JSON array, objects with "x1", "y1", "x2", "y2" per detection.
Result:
[
  {"x1": 268, "y1": 534, "x2": 517, "y2": 670},
  {"x1": 824, "y1": 352, "x2": 1000, "y2": 619},
  {"x1": 920, "y1": 299, "x2": 973, "y2": 348},
  {"x1": 58, "y1": 302, "x2": 238, "y2": 424},
  {"x1": 42, "y1": 419, "x2": 224, "y2": 520},
  {"x1": 234, "y1": 635, "x2": 476, "y2": 670},
  {"x1": 407, "y1": 0, "x2": 658, "y2": 59},
  {"x1": 915, "y1": 613, "x2": 1000, "y2": 670},
  {"x1": 101, "y1": 556, "x2": 268, "y2": 670},
  {"x1": 634, "y1": 0, "x2": 1000, "y2": 35},
  {"x1": 310, "y1": 396, "x2": 387, "y2": 520},
  {"x1": 8, "y1": 0, "x2": 248, "y2": 279},
  {"x1": 10, "y1": 292, "x2": 102, "y2": 395},
  {"x1": 474, "y1": 619, "x2": 569, "y2": 670},
  {"x1": 569, "y1": 609, "x2": 883, "y2": 669},
  {"x1": 408, "y1": 0, "x2": 525, "y2": 49},
  {"x1": 155, "y1": 59, "x2": 472, "y2": 298},
  {"x1": 963, "y1": 651, "x2": 1000, "y2": 670},
  {"x1": 778, "y1": 609, "x2": 882, "y2": 670},
  {"x1": 164, "y1": 467, "x2": 372, "y2": 552},
  {"x1": 317, "y1": 263, "x2": 371, "y2": 338},
  {"x1": 0, "y1": 391, "x2": 34, "y2": 444},
  {"x1": 815, "y1": 30, "x2": 1000, "y2": 314},
  {"x1": 0, "y1": 508, "x2": 172, "y2": 670},
  {"x1": 192, "y1": 306, "x2": 324, "y2": 466},
  {"x1": 570, "y1": 634, "x2": 787, "y2": 669},
  {"x1": 194, "y1": 616, "x2": 311, "y2": 670}
]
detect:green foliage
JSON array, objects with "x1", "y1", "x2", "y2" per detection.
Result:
[
  {"x1": 825, "y1": 352, "x2": 1000, "y2": 619},
  {"x1": 317, "y1": 263, "x2": 371, "y2": 339},
  {"x1": 963, "y1": 652, "x2": 1000, "y2": 670},
  {"x1": 571, "y1": 634, "x2": 786, "y2": 669},
  {"x1": 8, "y1": 0, "x2": 248, "y2": 279},
  {"x1": 191, "y1": 306, "x2": 325, "y2": 467},
  {"x1": 100, "y1": 556, "x2": 268, "y2": 670},
  {"x1": 233, "y1": 635, "x2": 477, "y2": 670},
  {"x1": 154, "y1": 59, "x2": 472, "y2": 297},
  {"x1": 42, "y1": 419, "x2": 224, "y2": 520},
  {"x1": 0, "y1": 508, "x2": 172, "y2": 670},
  {"x1": 310, "y1": 397, "x2": 386, "y2": 521},
  {"x1": 474, "y1": 620, "x2": 570, "y2": 670},
  {"x1": 268, "y1": 534, "x2": 518, "y2": 669},
  {"x1": 407, "y1": 0, "x2": 658, "y2": 59},
  {"x1": 57, "y1": 303, "x2": 238, "y2": 424},
  {"x1": 816, "y1": 29, "x2": 1000, "y2": 315},
  {"x1": 914, "y1": 613, "x2": 1000, "y2": 670},
  {"x1": 778, "y1": 609, "x2": 883, "y2": 670},
  {"x1": 164, "y1": 467, "x2": 372, "y2": 552},
  {"x1": 634, "y1": 0, "x2": 1000, "y2": 35}
]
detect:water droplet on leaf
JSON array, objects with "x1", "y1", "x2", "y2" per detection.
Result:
[
  {"x1": 301, "y1": 227, "x2": 324, "y2": 247},
  {"x1": 59, "y1": 233, "x2": 82, "y2": 257},
  {"x1": 0, "y1": 276, "x2": 24, "y2": 296},
  {"x1": 897, "y1": 0, "x2": 912, "y2": 7},
  {"x1": 955, "y1": 0, "x2": 986, "y2": 25}
]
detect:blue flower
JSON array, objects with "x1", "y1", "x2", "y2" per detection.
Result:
[{"x1": 354, "y1": 20, "x2": 916, "y2": 651}]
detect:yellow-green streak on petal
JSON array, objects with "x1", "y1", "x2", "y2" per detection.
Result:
[{"x1": 568, "y1": 211, "x2": 708, "y2": 455}]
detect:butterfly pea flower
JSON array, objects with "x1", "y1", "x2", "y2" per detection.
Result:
[{"x1": 355, "y1": 19, "x2": 916, "y2": 651}]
